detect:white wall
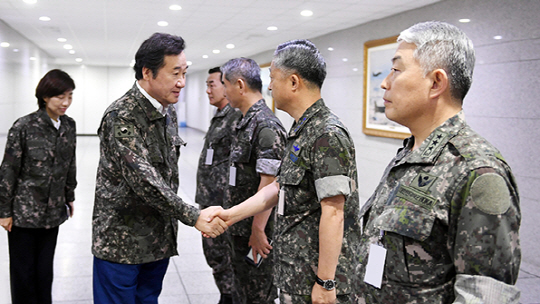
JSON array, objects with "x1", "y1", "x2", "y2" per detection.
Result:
[
  {"x1": 0, "y1": 18, "x2": 136, "y2": 136},
  {"x1": 57, "y1": 65, "x2": 135, "y2": 134},
  {"x1": 0, "y1": 20, "x2": 53, "y2": 133}
]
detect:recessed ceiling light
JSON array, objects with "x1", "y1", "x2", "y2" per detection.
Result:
[
  {"x1": 39, "y1": 16, "x2": 51, "y2": 21},
  {"x1": 226, "y1": 44, "x2": 235, "y2": 49},
  {"x1": 186, "y1": 61, "x2": 193, "y2": 66},
  {"x1": 13, "y1": 49, "x2": 19, "y2": 52},
  {"x1": 63, "y1": 44, "x2": 73, "y2": 50},
  {"x1": 328, "y1": 47, "x2": 334, "y2": 51},
  {"x1": 23, "y1": 0, "x2": 37, "y2": 4},
  {"x1": 300, "y1": 10, "x2": 313, "y2": 17},
  {"x1": 353, "y1": 68, "x2": 358, "y2": 72},
  {"x1": 342, "y1": 58, "x2": 348, "y2": 62},
  {"x1": 459, "y1": 19, "x2": 471, "y2": 23},
  {"x1": 202, "y1": 55, "x2": 208, "y2": 59},
  {"x1": 213, "y1": 49, "x2": 220, "y2": 54},
  {"x1": 75, "y1": 58, "x2": 83, "y2": 62},
  {"x1": 69, "y1": 50, "x2": 76, "y2": 54},
  {"x1": 267, "y1": 26, "x2": 278, "y2": 31},
  {"x1": 169, "y1": 4, "x2": 182, "y2": 10},
  {"x1": 1, "y1": 42, "x2": 10, "y2": 48},
  {"x1": 157, "y1": 21, "x2": 169, "y2": 27},
  {"x1": 493, "y1": 35, "x2": 503, "y2": 40},
  {"x1": 30, "y1": 57, "x2": 37, "y2": 61},
  {"x1": 57, "y1": 38, "x2": 67, "y2": 42}
]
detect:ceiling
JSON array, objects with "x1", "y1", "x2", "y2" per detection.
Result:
[{"x1": 0, "y1": 0, "x2": 440, "y2": 72}]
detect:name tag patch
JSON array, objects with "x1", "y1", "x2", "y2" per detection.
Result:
[{"x1": 396, "y1": 185, "x2": 437, "y2": 210}]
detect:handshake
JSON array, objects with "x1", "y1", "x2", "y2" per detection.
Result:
[
  {"x1": 193, "y1": 181, "x2": 280, "y2": 238},
  {"x1": 193, "y1": 206, "x2": 233, "y2": 238}
]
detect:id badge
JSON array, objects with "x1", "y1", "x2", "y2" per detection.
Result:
[
  {"x1": 277, "y1": 188, "x2": 285, "y2": 215},
  {"x1": 229, "y1": 166, "x2": 237, "y2": 186},
  {"x1": 205, "y1": 148, "x2": 214, "y2": 165},
  {"x1": 364, "y1": 243, "x2": 387, "y2": 289}
]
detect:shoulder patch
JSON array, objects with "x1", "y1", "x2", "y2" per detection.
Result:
[
  {"x1": 470, "y1": 173, "x2": 511, "y2": 215},
  {"x1": 258, "y1": 128, "x2": 277, "y2": 148},
  {"x1": 114, "y1": 124, "x2": 135, "y2": 138}
]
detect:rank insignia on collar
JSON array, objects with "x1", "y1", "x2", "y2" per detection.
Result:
[
  {"x1": 114, "y1": 124, "x2": 135, "y2": 138},
  {"x1": 421, "y1": 130, "x2": 448, "y2": 158}
]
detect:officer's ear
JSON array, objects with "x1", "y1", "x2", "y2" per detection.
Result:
[
  {"x1": 429, "y1": 68, "x2": 449, "y2": 99},
  {"x1": 142, "y1": 66, "x2": 154, "y2": 81},
  {"x1": 290, "y1": 74, "x2": 300, "y2": 92},
  {"x1": 237, "y1": 78, "x2": 246, "y2": 93}
]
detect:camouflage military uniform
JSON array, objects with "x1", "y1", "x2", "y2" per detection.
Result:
[
  {"x1": 196, "y1": 103, "x2": 241, "y2": 296},
  {"x1": 225, "y1": 99, "x2": 286, "y2": 303},
  {"x1": 92, "y1": 83, "x2": 200, "y2": 264},
  {"x1": 355, "y1": 112, "x2": 521, "y2": 303},
  {"x1": 0, "y1": 109, "x2": 77, "y2": 228},
  {"x1": 275, "y1": 99, "x2": 360, "y2": 302}
]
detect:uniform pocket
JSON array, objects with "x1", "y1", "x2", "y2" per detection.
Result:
[
  {"x1": 26, "y1": 140, "x2": 52, "y2": 177},
  {"x1": 373, "y1": 195, "x2": 436, "y2": 242},
  {"x1": 279, "y1": 162, "x2": 305, "y2": 186}
]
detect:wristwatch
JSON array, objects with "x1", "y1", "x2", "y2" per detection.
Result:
[{"x1": 315, "y1": 275, "x2": 336, "y2": 291}]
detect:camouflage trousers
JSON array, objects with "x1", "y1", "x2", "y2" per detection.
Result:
[
  {"x1": 229, "y1": 234, "x2": 277, "y2": 304},
  {"x1": 280, "y1": 292, "x2": 352, "y2": 304},
  {"x1": 202, "y1": 227, "x2": 235, "y2": 296}
]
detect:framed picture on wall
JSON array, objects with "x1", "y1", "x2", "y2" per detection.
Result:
[{"x1": 363, "y1": 35, "x2": 411, "y2": 139}]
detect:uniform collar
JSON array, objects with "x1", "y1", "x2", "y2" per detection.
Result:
[
  {"x1": 236, "y1": 99, "x2": 266, "y2": 129},
  {"x1": 288, "y1": 99, "x2": 325, "y2": 138},
  {"x1": 37, "y1": 108, "x2": 59, "y2": 130},
  {"x1": 132, "y1": 82, "x2": 167, "y2": 121},
  {"x1": 214, "y1": 103, "x2": 233, "y2": 118},
  {"x1": 400, "y1": 111, "x2": 467, "y2": 164},
  {"x1": 136, "y1": 81, "x2": 169, "y2": 116}
]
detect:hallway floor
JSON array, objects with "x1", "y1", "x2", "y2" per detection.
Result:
[{"x1": 0, "y1": 128, "x2": 539, "y2": 303}]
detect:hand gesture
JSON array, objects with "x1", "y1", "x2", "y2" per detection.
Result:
[
  {"x1": 0, "y1": 217, "x2": 13, "y2": 232},
  {"x1": 195, "y1": 206, "x2": 228, "y2": 238},
  {"x1": 248, "y1": 228, "x2": 272, "y2": 262},
  {"x1": 68, "y1": 202, "x2": 74, "y2": 217},
  {"x1": 312, "y1": 283, "x2": 337, "y2": 304}
]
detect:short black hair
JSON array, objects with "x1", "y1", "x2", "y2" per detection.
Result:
[
  {"x1": 134, "y1": 33, "x2": 186, "y2": 80},
  {"x1": 208, "y1": 66, "x2": 222, "y2": 79},
  {"x1": 208, "y1": 66, "x2": 221, "y2": 74},
  {"x1": 35, "y1": 69, "x2": 75, "y2": 110}
]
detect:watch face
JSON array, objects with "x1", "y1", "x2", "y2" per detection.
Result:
[{"x1": 324, "y1": 280, "x2": 335, "y2": 290}]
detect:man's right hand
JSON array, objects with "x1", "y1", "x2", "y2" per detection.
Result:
[
  {"x1": 0, "y1": 217, "x2": 12, "y2": 232},
  {"x1": 195, "y1": 206, "x2": 228, "y2": 238}
]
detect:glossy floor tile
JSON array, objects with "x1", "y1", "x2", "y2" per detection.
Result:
[{"x1": 0, "y1": 128, "x2": 539, "y2": 303}]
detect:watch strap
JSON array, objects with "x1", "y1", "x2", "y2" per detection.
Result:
[{"x1": 315, "y1": 275, "x2": 336, "y2": 290}]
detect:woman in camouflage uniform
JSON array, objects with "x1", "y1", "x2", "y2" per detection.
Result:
[{"x1": 0, "y1": 69, "x2": 77, "y2": 304}]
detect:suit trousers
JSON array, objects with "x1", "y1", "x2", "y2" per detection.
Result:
[
  {"x1": 8, "y1": 225, "x2": 59, "y2": 304},
  {"x1": 93, "y1": 256, "x2": 169, "y2": 304}
]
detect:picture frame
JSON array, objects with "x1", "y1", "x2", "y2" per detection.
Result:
[{"x1": 362, "y1": 35, "x2": 411, "y2": 139}]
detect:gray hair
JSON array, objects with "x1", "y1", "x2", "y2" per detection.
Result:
[
  {"x1": 220, "y1": 58, "x2": 262, "y2": 93},
  {"x1": 273, "y1": 39, "x2": 326, "y2": 89},
  {"x1": 398, "y1": 21, "x2": 475, "y2": 101}
]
